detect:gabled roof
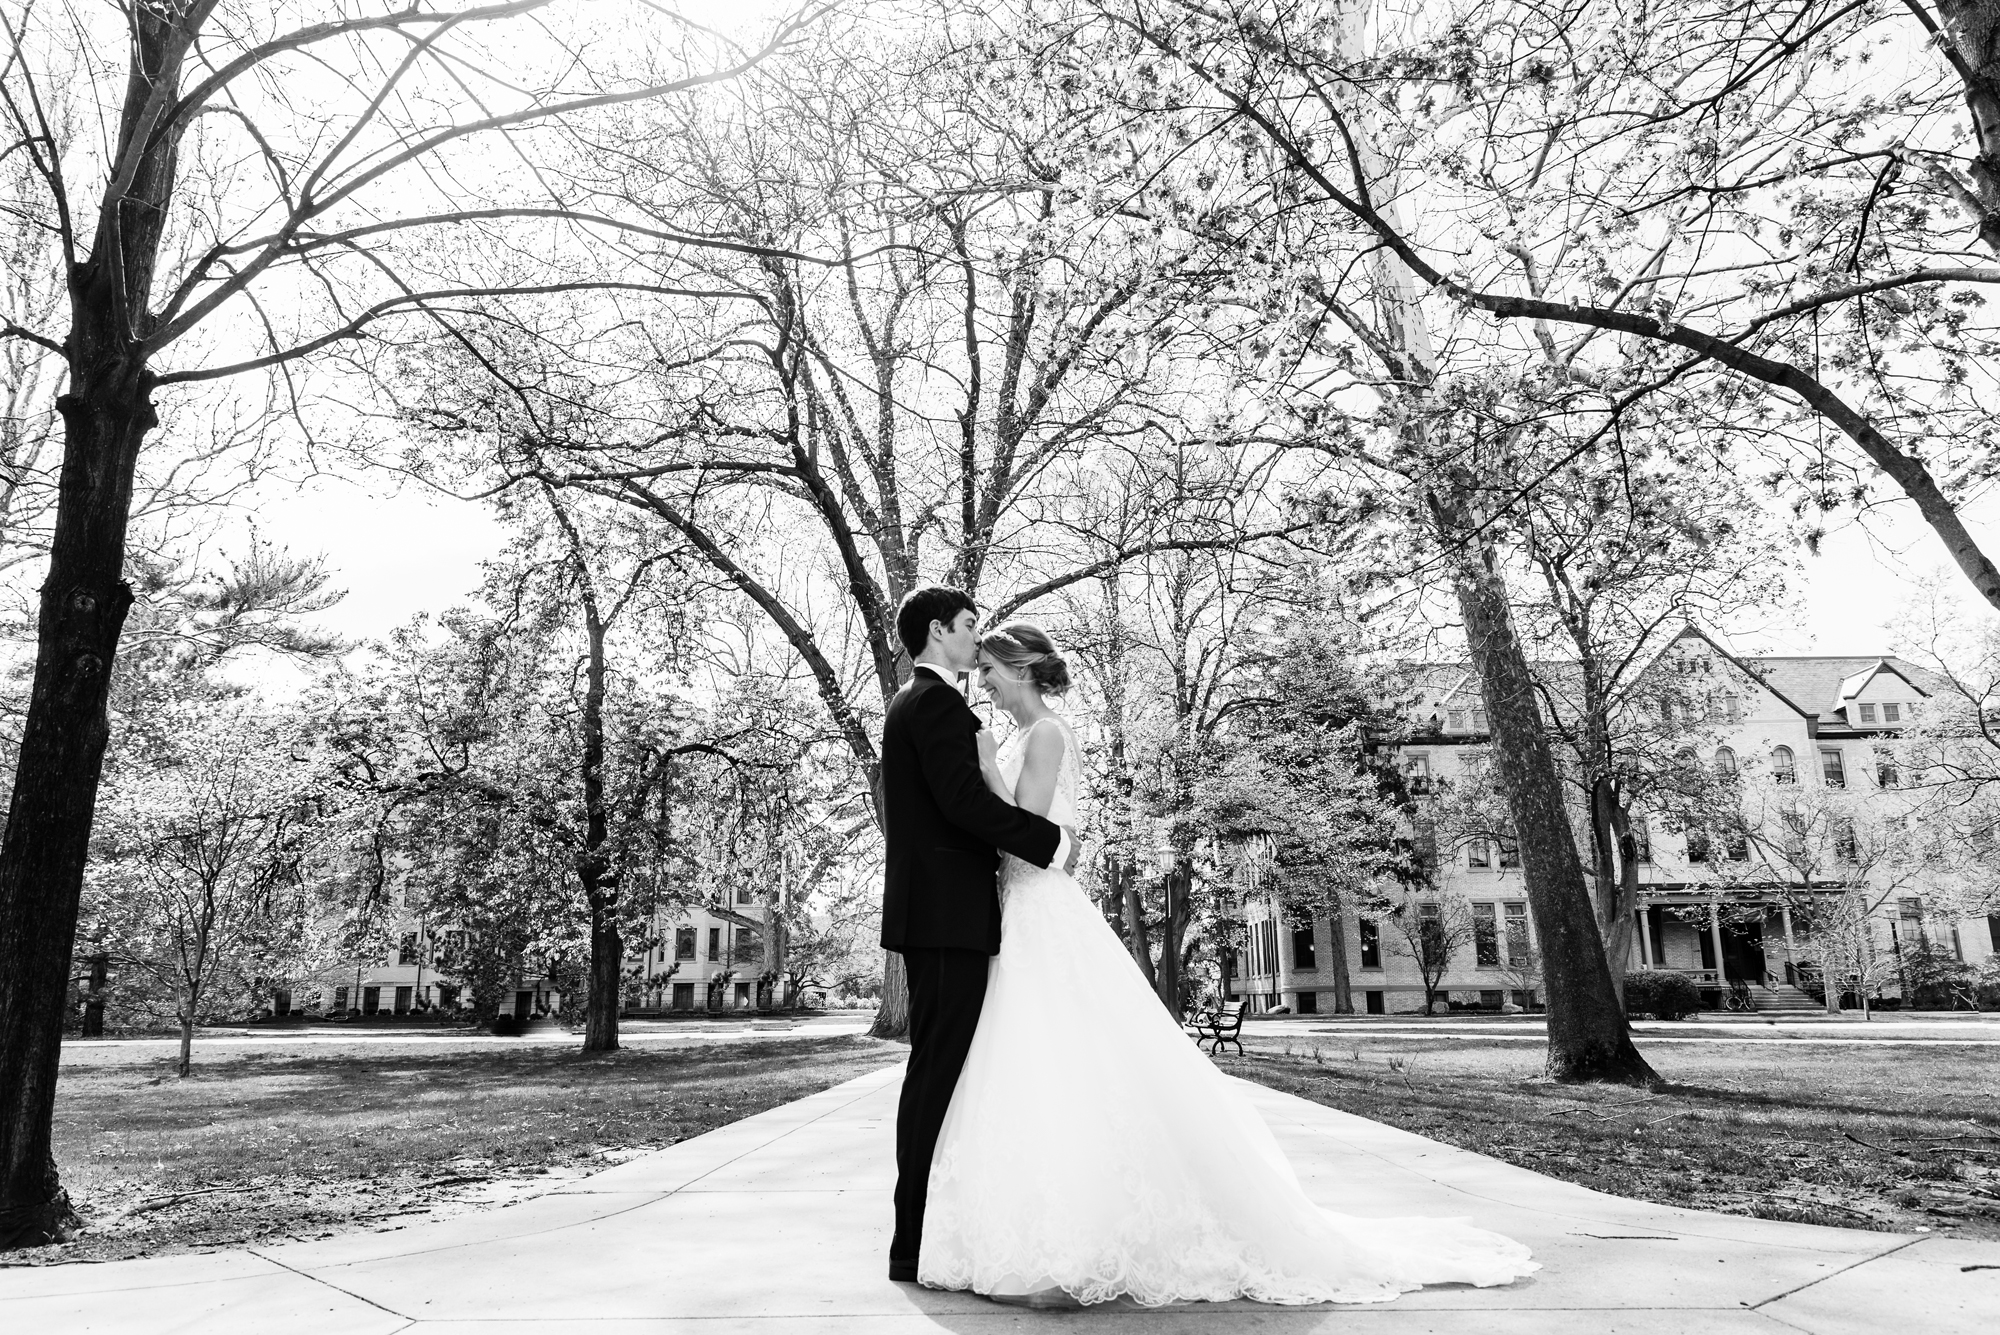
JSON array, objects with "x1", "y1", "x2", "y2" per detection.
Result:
[
  {"x1": 1399, "y1": 626, "x2": 1951, "y2": 734},
  {"x1": 1741, "y1": 655, "x2": 1941, "y2": 727}
]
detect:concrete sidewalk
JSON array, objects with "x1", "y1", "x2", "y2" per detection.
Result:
[{"x1": 3, "y1": 1063, "x2": 1993, "y2": 1333}]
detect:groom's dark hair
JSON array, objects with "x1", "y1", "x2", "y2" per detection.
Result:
[{"x1": 896, "y1": 585, "x2": 978, "y2": 657}]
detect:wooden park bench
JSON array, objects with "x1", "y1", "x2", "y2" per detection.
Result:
[{"x1": 1188, "y1": 1001, "x2": 1246, "y2": 1056}]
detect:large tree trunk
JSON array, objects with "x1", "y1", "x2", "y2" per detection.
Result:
[
  {"x1": 0, "y1": 356, "x2": 151, "y2": 1247},
  {"x1": 1936, "y1": 0, "x2": 2000, "y2": 255},
  {"x1": 871, "y1": 951, "x2": 910, "y2": 1037},
  {"x1": 1445, "y1": 532, "x2": 1658, "y2": 1085},
  {"x1": 583, "y1": 897, "x2": 621, "y2": 1051},
  {"x1": 1153, "y1": 860, "x2": 1190, "y2": 1016},
  {"x1": 1591, "y1": 779, "x2": 1640, "y2": 997},
  {"x1": 1119, "y1": 860, "x2": 1156, "y2": 985},
  {"x1": 548, "y1": 490, "x2": 622, "y2": 1054},
  {"x1": 0, "y1": 3, "x2": 197, "y2": 1249},
  {"x1": 1326, "y1": 911, "x2": 1354, "y2": 1013},
  {"x1": 81, "y1": 952, "x2": 109, "y2": 1039}
]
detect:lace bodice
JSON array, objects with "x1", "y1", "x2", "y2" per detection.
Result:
[{"x1": 997, "y1": 716, "x2": 1081, "y2": 829}]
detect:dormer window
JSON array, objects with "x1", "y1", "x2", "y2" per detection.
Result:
[
  {"x1": 1471, "y1": 709, "x2": 1487, "y2": 731},
  {"x1": 1883, "y1": 703, "x2": 1902, "y2": 723},
  {"x1": 1448, "y1": 710, "x2": 1466, "y2": 730},
  {"x1": 1858, "y1": 703, "x2": 1877, "y2": 724}
]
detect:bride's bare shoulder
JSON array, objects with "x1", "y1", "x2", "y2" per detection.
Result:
[{"x1": 1020, "y1": 716, "x2": 1069, "y2": 765}]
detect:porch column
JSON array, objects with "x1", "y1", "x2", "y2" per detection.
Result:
[
  {"x1": 1709, "y1": 902, "x2": 1728, "y2": 982},
  {"x1": 1781, "y1": 905, "x2": 1797, "y2": 957},
  {"x1": 1636, "y1": 908, "x2": 1656, "y2": 969}
]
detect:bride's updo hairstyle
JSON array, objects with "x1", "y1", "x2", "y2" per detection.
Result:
[{"x1": 979, "y1": 622, "x2": 1071, "y2": 696}]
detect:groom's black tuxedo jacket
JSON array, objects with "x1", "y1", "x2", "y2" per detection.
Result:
[{"x1": 879, "y1": 667, "x2": 1062, "y2": 955}]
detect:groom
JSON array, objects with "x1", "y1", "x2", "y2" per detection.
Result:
[{"x1": 880, "y1": 585, "x2": 1074, "y2": 1284}]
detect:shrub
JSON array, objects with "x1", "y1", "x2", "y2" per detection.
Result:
[
  {"x1": 1624, "y1": 970, "x2": 1703, "y2": 1021},
  {"x1": 1901, "y1": 941, "x2": 1975, "y2": 1010},
  {"x1": 489, "y1": 1014, "x2": 522, "y2": 1037}
]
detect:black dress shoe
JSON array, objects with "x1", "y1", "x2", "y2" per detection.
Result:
[{"x1": 889, "y1": 1262, "x2": 919, "y2": 1283}]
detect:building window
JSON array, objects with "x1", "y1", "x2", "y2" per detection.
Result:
[
  {"x1": 1291, "y1": 925, "x2": 1317, "y2": 971},
  {"x1": 672, "y1": 982, "x2": 695, "y2": 1011},
  {"x1": 1687, "y1": 829, "x2": 1710, "y2": 863},
  {"x1": 1858, "y1": 703, "x2": 1877, "y2": 724},
  {"x1": 333, "y1": 986, "x2": 349, "y2": 1013},
  {"x1": 1834, "y1": 818, "x2": 1858, "y2": 863},
  {"x1": 1632, "y1": 819, "x2": 1652, "y2": 864},
  {"x1": 1297, "y1": 990, "x2": 1318, "y2": 1014},
  {"x1": 362, "y1": 986, "x2": 380, "y2": 1016},
  {"x1": 1448, "y1": 709, "x2": 1466, "y2": 731},
  {"x1": 1726, "y1": 829, "x2": 1749, "y2": 861},
  {"x1": 675, "y1": 928, "x2": 696, "y2": 960},
  {"x1": 1820, "y1": 748, "x2": 1846, "y2": 788},
  {"x1": 707, "y1": 927, "x2": 721, "y2": 962},
  {"x1": 1884, "y1": 703, "x2": 1902, "y2": 723},
  {"x1": 1497, "y1": 834, "x2": 1520, "y2": 868},
  {"x1": 1471, "y1": 709, "x2": 1488, "y2": 731},
  {"x1": 1772, "y1": 746, "x2": 1796, "y2": 784},
  {"x1": 1404, "y1": 754, "x2": 1431, "y2": 794},
  {"x1": 1359, "y1": 919, "x2": 1382, "y2": 969},
  {"x1": 1504, "y1": 903, "x2": 1530, "y2": 965},
  {"x1": 1706, "y1": 694, "x2": 1726, "y2": 722},
  {"x1": 398, "y1": 933, "x2": 419, "y2": 966},
  {"x1": 1878, "y1": 755, "x2": 1899, "y2": 787},
  {"x1": 1473, "y1": 903, "x2": 1499, "y2": 967},
  {"x1": 1468, "y1": 839, "x2": 1490, "y2": 868},
  {"x1": 438, "y1": 984, "x2": 459, "y2": 1009},
  {"x1": 1416, "y1": 902, "x2": 1443, "y2": 960},
  {"x1": 1713, "y1": 746, "x2": 1738, "y2": 778},
  {"x1": 736, "y1": 886, "x2": 756, "y2": 905}
]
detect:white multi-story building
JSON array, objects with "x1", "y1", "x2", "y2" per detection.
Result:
[
  {"x1": 1233, "y1": 628, "x2": 2000, "y2": 1015},
  {"x1": 304, "y1": 897, "x2": 785, "y2": 1020}
]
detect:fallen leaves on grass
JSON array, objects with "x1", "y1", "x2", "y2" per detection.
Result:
[
  {"x1": 12, "y1": 1034, "x2": 900, "y2": 1265},
  {"x1": 1233, "y1": 1037, "x2": 2000, "y2": 1240}
]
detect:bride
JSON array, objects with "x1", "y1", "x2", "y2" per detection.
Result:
[{"x1": 917, "y1": 620, "x2": 1540, "y2": 1307}]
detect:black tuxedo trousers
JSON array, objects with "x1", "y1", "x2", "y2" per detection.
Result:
[{"x1": 888, "y1": 946, "x2": 986, "y2": 1275}]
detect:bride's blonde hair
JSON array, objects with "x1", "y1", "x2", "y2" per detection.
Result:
[{"x1": 978, "y1": 622, "x2": 1071, "y2": 696}]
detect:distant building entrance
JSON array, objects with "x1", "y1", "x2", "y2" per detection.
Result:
[{"x1": 1365, "y1": 990, "x2": 1385, "y2": 1015}]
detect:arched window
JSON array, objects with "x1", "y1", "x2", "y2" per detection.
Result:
[
  {"x1": 1713, "y1": 746, "x2": 1739, "y2": 778},
  {"x1": 1772, "y1": 746, "x2": 1796, "y2": 784}
]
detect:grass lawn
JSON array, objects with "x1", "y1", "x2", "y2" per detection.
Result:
[
  {"x1": 1229, "y1": 1034, "x2": 2000, "y2": 1239},
  {"x1": 12, "y1": 1033, "x2": 901, "y2": 1266}
]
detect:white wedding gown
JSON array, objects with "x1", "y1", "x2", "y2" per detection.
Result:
[{"x1": 918, "y1": 717, "x2": 1540, "y2": 1306}]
